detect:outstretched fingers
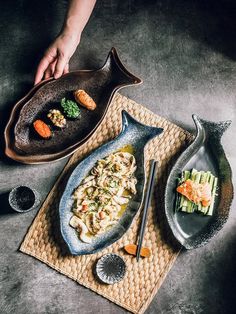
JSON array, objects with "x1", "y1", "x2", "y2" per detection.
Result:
[
  {"x1": 35, "y1": 48, "x2": 70, "y2": 84},
  {"x1": 54, "y1": 52, "x2": 68, "y2": 79},
  {"x1": 63, "y1": 63, "x2": 69, "y2": 75},
  {"x1": 44, "y1": 60, "x2": 57, "y2": 80},
  {"x1": 34, "y1": 58, "x2": 50, "y2": 85},
  {"x1": 34, "y1": 49, "x2": 56, "y2": 85}
]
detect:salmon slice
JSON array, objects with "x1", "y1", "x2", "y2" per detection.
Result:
[
  {"x1": 33, "y1": 120, "x2": 52, "y2": 139},
  {"x1": 177, "y1": 179, "x2": 211, "y2": 206}
]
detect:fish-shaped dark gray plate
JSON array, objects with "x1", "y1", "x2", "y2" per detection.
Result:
[
  {"x1": 165, "y1": 114, "x2": 234, "y2": 249},
  {"x1": 4, "y1": 48, "x2": 142, "y2": 164},
  {"x1": 59, "y1": 111, "x2": 163, "y2": 255}
]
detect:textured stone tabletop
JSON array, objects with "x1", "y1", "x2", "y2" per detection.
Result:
[{"x1": 0, "y1": 1, "x2": 235, "y2": 313}]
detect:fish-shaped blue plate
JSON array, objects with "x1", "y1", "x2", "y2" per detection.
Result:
[
  {"x1": 59, "y1": 111, "x2": 163, "y2": 255},
  {"x1": 165, "y1": 114, "x2": 234, "y2": 249}
]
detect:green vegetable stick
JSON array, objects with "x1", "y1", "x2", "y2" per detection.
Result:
[
  {"x1": 207, "y1": 177, "x2": 218, "y2": 216},
  {"x1": 201, "y1": 172, "x2": 212, "y2": 214},
  {"x1": 208, "y1": 173, "x2": 214, "y2": 187},
  {"x1": 175, "y1": 182, "x2": 181, "y2": 212},
  {"x1": 184, "y1": 170, "x2": 190, "y2": 180},
  {"x1": 195, "y1": 171, "x2": 202, "y2": 184},
  {"x1": 187, "y1": 199, "x2": 193, "y2": 213},
  {"x1": 206, "y1": 171, "x2": 211, "y2": 183},
  {"x1": 200, "y1": 172, "x2": 207, "y2": 184},
  {"x1": 180, "y1": 170, "x2": 197, "y2": 213},
  {"x1": 181, "y1": 199, "x2": 188, "y2": 212},
  {"x1": 199, "y1": 171, "x2": 209, "y2": 214},
  {"x1": 194, "y1": 171, "x2": 202, "y2": 212},
  {"x1": 201, "y1": 173, "x2": 215, "y2": 215},
  {"x1": 191, "y1": 168, "x2": 197, "y2": 181},
  {"x1": 188, "y1": 170, "x2": 195, "y2": 213},
  {"x1": 178, "y1": 170, "x2": 191, "y2": 211}
]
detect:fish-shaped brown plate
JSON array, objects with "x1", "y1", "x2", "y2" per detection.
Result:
[{"x1": 4, "y1": 48, "x2": 142, "y2": 164}]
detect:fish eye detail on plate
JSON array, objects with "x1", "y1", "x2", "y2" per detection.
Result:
[{"x1": 70, "y1": 149, "x2": 137, "y2": 243}]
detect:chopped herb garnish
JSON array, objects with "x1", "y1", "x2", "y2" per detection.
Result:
[{"x1": 61, "y1": 97, "x2": 81, "y2": 119}]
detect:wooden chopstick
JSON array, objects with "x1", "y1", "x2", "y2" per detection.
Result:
[{"x1": 136, "y1": 159, "x2": 157, "y2": 262}]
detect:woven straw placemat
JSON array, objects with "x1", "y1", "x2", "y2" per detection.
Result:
[{"x1": 20, "y1": 93, "x2": 192, "y2": 314}]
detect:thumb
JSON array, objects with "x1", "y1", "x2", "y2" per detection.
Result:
[{"x1": 54, "y1": 52, "x2": 68, "y2": 79}]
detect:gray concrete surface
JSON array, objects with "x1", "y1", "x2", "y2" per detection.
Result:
[{"x1": 0, "y1": 0, "x2": 236, "y2": 313}]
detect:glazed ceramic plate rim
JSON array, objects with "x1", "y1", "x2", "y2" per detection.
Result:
[{"x1": 4, "y1": 47, "x2": 142, "y2": 164}]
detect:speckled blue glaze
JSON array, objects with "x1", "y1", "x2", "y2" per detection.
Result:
[{"x1": 59, "y1": 110, "x2": 163, "y2": 255}]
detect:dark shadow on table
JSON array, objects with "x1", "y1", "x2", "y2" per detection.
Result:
[
  {"x1": 199, "y1": 230, "x2": 236, "y2": 314},
  {"x1": 112, "y1": 0, "x2": 236, "y2": 60},
  {"x1": 0, "y1": 191, "x2": 15, "y2": 215},
  {"x1": 0, "y1": 0, "x2": 67, "y2": 162},
  {"x1": 45, "y1": 164, "x2": 78, "y2": 257},
  {"x1": 1, "y1": 0, "x2": 236, "y2": 163}
]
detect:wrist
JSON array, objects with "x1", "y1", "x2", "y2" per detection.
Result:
[{"x1": 62, "y1": 18, "x2": 82, "y2": 44}]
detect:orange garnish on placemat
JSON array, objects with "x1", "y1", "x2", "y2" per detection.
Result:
[{"x1": 124, "y1": 244, "x2": 151, "y2": 258}]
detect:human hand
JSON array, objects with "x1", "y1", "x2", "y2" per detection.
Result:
[{"x1": 34, "y1": 32, "x2": 80, "y2": 85}]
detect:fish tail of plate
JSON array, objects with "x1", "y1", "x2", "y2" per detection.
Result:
[
  {"x1": 192, "y1": 114, "x2": 232, "y2": 143},
  {"x1": 102, "y1": 47, "x2": 142, "y2": 88},
  {"x1": 120, "y1": 110, "x2": 163, "y2": 145},
  {"x1": 192, "y1": 113, "x2": 233, "y2": 177}
]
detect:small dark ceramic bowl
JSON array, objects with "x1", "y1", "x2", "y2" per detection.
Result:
[
  {"x1": 96, "y1": 254, "x2": 126, "y2": 284},
  {"x1": 8, "y1": 185, "x2": 40, "y2": 213}
]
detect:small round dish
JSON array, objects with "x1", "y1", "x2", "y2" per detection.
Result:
[
  {"x1": 8, "y1": 185, "x2": 40, "y2": 213},
  {"x1": 96, "y1": 253, "x2": 126, "y2": 284}
]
